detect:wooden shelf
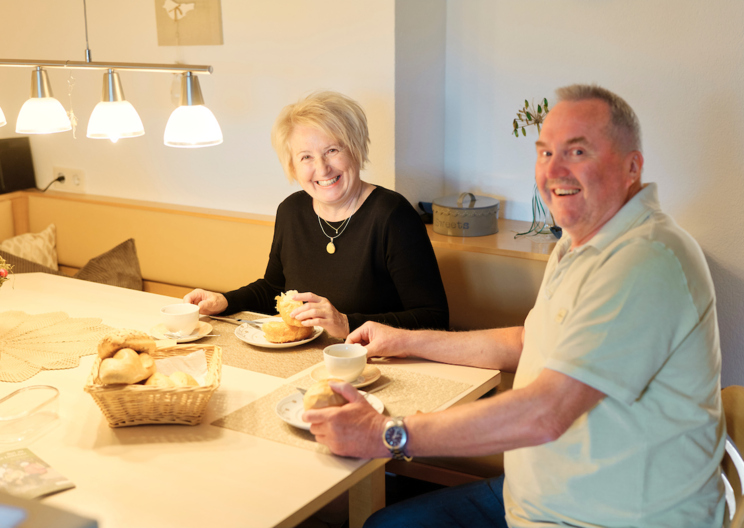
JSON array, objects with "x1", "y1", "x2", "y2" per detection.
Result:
[{"x1": 426, "y1": 219, "x2": 557, "y2": 262}]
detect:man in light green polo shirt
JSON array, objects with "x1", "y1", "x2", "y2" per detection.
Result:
[{"x1": 303, "y1": 84, "x2": 726, "y2": 527}]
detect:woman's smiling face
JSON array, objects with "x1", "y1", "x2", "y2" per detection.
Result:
[{"x1": 290, "y1": 125, "x2": 361, "y2": 212}]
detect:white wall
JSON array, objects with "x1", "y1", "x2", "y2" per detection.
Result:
[
  {"x1": 0, "y1": 0, "x2": 396, "y2": 215},
  {"x1": 444, "y1": 0, "x2": 744, "y2": 386},
  {"x1": 394, "y1": 0, "x2": 447, "y2": 207}
]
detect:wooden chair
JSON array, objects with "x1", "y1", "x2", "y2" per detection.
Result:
[{"x1": 722, "y1": 385, "x2": 744, "y2": 527}]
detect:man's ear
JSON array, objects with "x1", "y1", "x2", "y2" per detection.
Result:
[{"x1": 626, "y1": 151, "x2": 644, "y2": 188}]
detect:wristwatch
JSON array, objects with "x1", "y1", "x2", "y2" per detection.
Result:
[{"x1": 382, "y1": 417, "x2": 412, "y2": 461}]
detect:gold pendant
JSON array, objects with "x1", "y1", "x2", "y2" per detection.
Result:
[{"x1": 326, "y1": 241, "x2": 336, "y2": 254}]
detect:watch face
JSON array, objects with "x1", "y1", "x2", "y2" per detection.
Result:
[{"x1": 384, "y1": 425, "x2": 406, "y2": 448}]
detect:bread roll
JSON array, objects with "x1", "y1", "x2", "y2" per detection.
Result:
[
  {"x1": 303, "y1": 379, "x2": 347, "y2": 410},
  {"x1": 170, "y1": 371, "x2": 200, "y2": 387},
  {"x1": 98, "y1": 329, "x2": 156, "y2": 359},
  {"x1": 99, "y1": 348, "x2": 150, "y2": 385},
  {"x1": 275, "y1": 290, "x2": 304, "y2": 327},
  {"x1": 144, "y1": 372, "x2": 176, "y2": 388},
  {"x1": 138, "y1": 352, "x2": 157, "y2": 379},
  {"x1": 262, "y1": 321, "x2": 314, "y2": 343}
]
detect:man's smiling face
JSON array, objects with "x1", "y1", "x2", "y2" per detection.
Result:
[{"x1": 535, "y1": 99, "x2": 642, "y2": 248}]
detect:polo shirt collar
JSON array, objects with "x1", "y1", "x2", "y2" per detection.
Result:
[{"x1": 557, "y1": 183, "x2": 660, "y2": 256}]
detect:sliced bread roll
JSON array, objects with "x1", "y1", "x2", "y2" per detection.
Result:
[
  {"x1": 98, "y1": 329, "x2": 156, "y2": 359},
  {"x1": 275, "y1": 290, "x2": 304, "y2": 327},
  {"x1": 303, "y1": 379, "x2": 347, "y2": 410},
  {"x1": 263, "y1": 321, "x2": 313, "y2": 343}
]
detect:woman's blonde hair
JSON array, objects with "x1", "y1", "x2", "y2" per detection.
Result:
[{"x1": 271, "y1": 91, "x2": 370, "y2": 182}]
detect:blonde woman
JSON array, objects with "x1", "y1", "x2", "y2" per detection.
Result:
[{"x1": 185, "y1": 91, "x2": 448, "y2": 338}]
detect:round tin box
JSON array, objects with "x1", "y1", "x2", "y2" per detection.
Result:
[{"x1": 432, "y1": 192, "x2": 500, "y2": 237}]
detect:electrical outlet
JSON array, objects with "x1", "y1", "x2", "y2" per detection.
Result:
[{"x1": 52, "y1": 167, "x2": 87, "y2": 194}]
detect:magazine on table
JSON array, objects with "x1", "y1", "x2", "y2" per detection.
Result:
[{"x1": 0, "y1": 448, "x2": 74, "y2": 499}]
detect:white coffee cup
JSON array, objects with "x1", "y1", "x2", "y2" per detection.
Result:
[
  {"x1": 161, "y1": 303, "x2": 200, "y2": 336},
  {"x1": 323, "y1": 344, "x2": 368, "y2": 383}
]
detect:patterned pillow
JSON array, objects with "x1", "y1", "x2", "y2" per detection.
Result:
[
  {"x1": 0, "y1": 224, "x2": 58, "y2": 270},
  {"x1": 0, "y1": 249, "x2": 66, "y2": 276},
  {"x1": 74, "y1": 239, "x2": 143, "y2": 291}
]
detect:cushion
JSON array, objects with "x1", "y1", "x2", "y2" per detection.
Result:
[
  {"x1": 74, "y1": 239, "x2": 143, "y2": 291},
  {"x1": 0, "y1": 249, "x2": 66, "y2": 276},
  {"x1": 0, "y1": 224, "x2": 58, "y2": 270}
]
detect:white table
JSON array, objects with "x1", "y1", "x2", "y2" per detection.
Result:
[{"x1": 0, "y1": 273, "x2": 500, "y2": 528}]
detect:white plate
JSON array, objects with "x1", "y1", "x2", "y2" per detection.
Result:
[
  {"x1": 150, "y1": 321, "x2": 213, "y2": 343},
  {"x1": 234, "y1": 317, "x2": 322, "y2": 349},
  {"x1": 275, "y1": 391, "x2": 385, "y2": 431}
]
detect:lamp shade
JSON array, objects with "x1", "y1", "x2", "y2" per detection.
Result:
[
  {"x1": 16, "y1": 67, "x2": 71, "y2": 134},
  {"x1": 163, "y1": 105, "x2": 223, "y2": 148},
  {"x1": 16, "y1": 97, "x2": 72, "y2": 134},
  {"x1": 87, "y1": 101, "x2": 144, "y2": 142},
  {"x1": 87, "y1": 70, "x2": 144, "y2": 143},
  {"x1": 164, "y1": 72, "x2": 222, "y2": 148},
  {"x1": 0, "y1": 106, "x2": 6, "y2": 127}
]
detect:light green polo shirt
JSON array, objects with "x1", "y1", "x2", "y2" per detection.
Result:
[{"x1": 503, "y1": 184, "x2": 725, "y2": 528}]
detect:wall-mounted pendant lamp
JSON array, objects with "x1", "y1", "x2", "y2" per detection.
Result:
[
  {"x1": 16, "y1": 67, "x2": 72, "y2": 134},
  {"x1": 87, "y1": 69, "x2": 144, "y2": 143},
  {"x1": 164, "y1": 72, "x2": 223, "y2": 148}
]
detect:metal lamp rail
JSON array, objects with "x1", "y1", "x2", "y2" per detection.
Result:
[{"x1": 0, "y1": 58, "x2": 212, "y2": 75}]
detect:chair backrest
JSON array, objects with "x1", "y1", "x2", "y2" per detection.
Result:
[{"x1": 721, "y1": 386, "x2": 744, "y2": 527}]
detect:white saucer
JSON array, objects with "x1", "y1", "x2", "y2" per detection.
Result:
[
  {"x1": 275, "y1": 391, "x2": 385, "y2": 431},
  {"x1": 150, "y1": 321, "x2": 213, "y2": 343},
  {"x1": 310, "y1": 364, "x2": 382, "y2": 388}
]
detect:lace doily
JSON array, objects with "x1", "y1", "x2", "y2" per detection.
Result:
[{"x1": 0, "y1": 311, "x2": 112, "y2": 382}]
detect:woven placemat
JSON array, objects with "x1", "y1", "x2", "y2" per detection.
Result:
[
  {"x1": 0, "y1": 311, "x2": 112, "y2": 382},
  {"x1": 198, "y1": 312, "x2": 341, "y2": 379},
  {"x1": 211, "y1": 363, "x2": 472, "y2": 454}
]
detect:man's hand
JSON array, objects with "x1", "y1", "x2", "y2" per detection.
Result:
[
  {"x1": 302, "y1": 381, "x2": 390, "y2": 458},
  {"x1": 290, "y1": 292, "x2": 349, "y2": 339},
  {"x1": 345, "y1": 322, "x2": 411, "y2": 359},
  {"x1": 183, "y1": 289, "x2": 228, "y2": 315}
]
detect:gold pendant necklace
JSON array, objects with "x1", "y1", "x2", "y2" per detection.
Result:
[
  {"x1": 319, "y1": 218, "x2": 346, "y2": 254},
  {"x1": 323, "y1": 216, "x2": 350, "y2": 235},
  {"x1": 317, "y1": 190, "x2": 361, "y2": 254}
]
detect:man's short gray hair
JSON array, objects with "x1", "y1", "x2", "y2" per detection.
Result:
[{"x1": 555, "y1": 84, "x2": 642, "y2": 153}]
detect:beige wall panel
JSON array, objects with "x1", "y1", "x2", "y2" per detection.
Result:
[
  {"x1": 0, "y1": 201, "x2": 14, "y2": 241},
  {"x1": 28, "y1": 196, "x2": 273, "y2": 293},
  {"x1": 434, "y1": 247, "x2": 545, "y2": 331}
]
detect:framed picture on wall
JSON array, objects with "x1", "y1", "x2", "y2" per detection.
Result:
[{"x1": 155, "y1": 0, "x2": 223, "y2": 46}]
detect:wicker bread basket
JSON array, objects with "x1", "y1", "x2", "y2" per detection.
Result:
[{"x1": 84, "y1": 344, "x2": 222, "y2": 428}]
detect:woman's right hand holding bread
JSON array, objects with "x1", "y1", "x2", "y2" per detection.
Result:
[
  {"x1": 290, "y1": 292, "x2": 350, "y2": 339},
  {"x1": 183, "y1": 289, "x2": 228, "y2": 315}
]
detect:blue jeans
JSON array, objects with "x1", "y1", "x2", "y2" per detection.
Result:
[{"x1": 364, "y1": 474, "x2": 508, "y2": 528}]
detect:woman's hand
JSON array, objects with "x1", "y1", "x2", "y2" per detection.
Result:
[
  {"x1": 183, "y1": 289, "x2": 228, "y2": 315},
  {"x1": 290, "y1": 292, "x2": 350, "y2": 339}
]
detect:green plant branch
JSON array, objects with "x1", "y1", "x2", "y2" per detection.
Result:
[{"x1": 512, "y1": 98, "x2": 549, "y2": 138}]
